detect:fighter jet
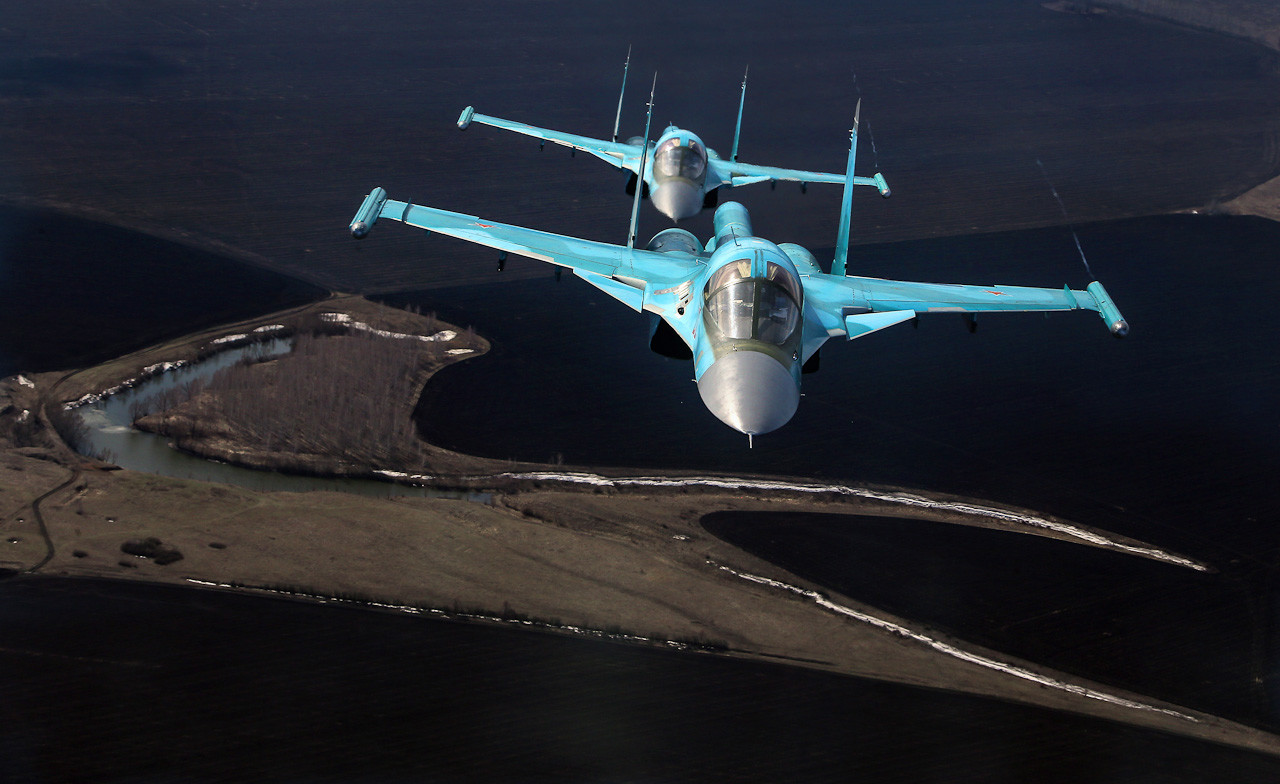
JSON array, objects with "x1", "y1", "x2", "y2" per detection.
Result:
[
  {"x1": 455, "y1": 56, "x2": 890, "y2": 222},
  {"x1": 350, "y1": 101, "x2": 1126, "y2": 443}
]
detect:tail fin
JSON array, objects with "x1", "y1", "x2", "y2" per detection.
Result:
[
  {"x1": 831, "y1": 100, "x2": 860, "y2": 277},
  {"x1": 627, "y1": 73, "x2": 657, "y2": 250},
  {"x1": 730, "y1": 66, "x2": 748, "y2": 163},
  {"x1": 612, "y1": 46, "x2": 631, "y2": 143}
]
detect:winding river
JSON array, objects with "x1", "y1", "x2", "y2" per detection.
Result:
[{"x1": 72, "y1": 338, "x2": 486, "y2": 499}]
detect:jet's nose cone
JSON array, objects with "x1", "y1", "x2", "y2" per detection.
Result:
[
  {"x1": 651, "y1": 180, "x2": 702, "y2": 221},
  {"x1": 697, "y1": 350, "x2": 799, "y2": 435}
]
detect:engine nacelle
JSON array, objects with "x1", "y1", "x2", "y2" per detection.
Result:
[
  {"x1": 646, "y1": 228, "x2": 702, "y2": 255},
  {"x1": 350, "y1": 187, "x2": 388, "y2": 239},
  {"x1": 777, "y1": 243, "x2": 822, "y2": 275},
  {"x1": 647, "y1": 313, "x2": 692, "y2": 360},
  {"x1": 1086, "y1": 281, "x2": 1129, "y2": 338}
]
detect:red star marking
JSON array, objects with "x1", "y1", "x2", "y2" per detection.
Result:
[
  {"x1": 473, "y1": 222, "x2": 494, "y2": 228},
  {"x1": 984, "y1": 290, "x2": 1007, "y2": 296}
]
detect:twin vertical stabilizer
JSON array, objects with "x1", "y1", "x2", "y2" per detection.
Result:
[
  {"x1": 613, "y1": 46, "x2": 631, "y2": 143},
  {"x1": 730, "y1": 67, "x2": 748, "y2": 163},
  {"x1": 626, "y1": 74, "x2": 657, "y2": 250},
  {"x1": 831, "y1": 100, "x2": 860, "y2": 277}
]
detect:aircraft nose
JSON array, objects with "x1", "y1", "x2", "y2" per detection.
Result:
[
  {"x1": 651, "y1": 180, "x2": 702, "y2": 221},
  {"x1": 697, "y1": 350, "x2": 799, "y2": 435}
]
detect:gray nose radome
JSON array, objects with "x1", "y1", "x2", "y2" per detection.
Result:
[
  {"x1": 697, "y1": 351, "x2": 799, "y2": 435},
  {"x1": 651, "y1": 180, "x2": 703, "y2": 221}
]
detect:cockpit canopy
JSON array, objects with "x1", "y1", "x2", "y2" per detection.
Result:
[
  {"x1": 654, "y1": 137, "x2": 707, "y2": 182},
  {"x1": 703, "y1": 258, "x2": 802, "y2": 346}
]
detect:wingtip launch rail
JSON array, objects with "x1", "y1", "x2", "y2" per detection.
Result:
[{"x1": 349, "y1": 186, "x2": 388, "y2": 239}]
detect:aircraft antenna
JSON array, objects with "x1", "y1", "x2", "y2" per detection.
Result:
[
  {"x1": 613, "y1": 46, "x2": 631, "y2": 143},
  {"x1": 730, "y1": 66, "x2": 748, "y2": 162},
  {"x1": 831, "y1": 99, "x2": 860, "y2": 277},
  {"x1": 627, "y1": 73, "x2": 657, "y2": 251}
]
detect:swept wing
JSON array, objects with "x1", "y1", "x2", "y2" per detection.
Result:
[
  {"x1": 356, "y1": 189, "x2": 704, "y2": 343},
  {"x1": 710, "y1": 158, "x2": 889, "y2": 194},
  {"x1": 803, "y1": 273, "x2": 1124, "y2": 340},
  {"x1": 457, "y1": 107, "x2": 644, "y2": 174}
]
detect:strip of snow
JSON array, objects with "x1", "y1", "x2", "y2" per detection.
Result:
[
  {"x1": 65, "y1": 359, "x2": 191, "y2": 409},
  {"x1": 17, "y1": 409, "x2": 29, "y2": 422},
  {"x1": 320, "y1": 312, "x2": 456, "y2": 343},
  {"x1": 17, "y1": 375, "x2": 35, "y2": 388},
  {"x1": 490, "y1": 471, "x2": 1207, "y2": 571},
  {"x1": 214, "y1": 325, "x2": 284, "y2": 345},
  {"x1": 717, "y1": 564, "x2": 1200, "y2": 723},
  {"x1": 142, "y1": 360, "x2": 189, "y2": 375},
  {"x1": 183, "y1": 578, "x2": 695, "y2": 650},
  {"x1": 373, "y1": 469, "x2": 436, "y2": 483},
  {"x1": 445, "y1": 349, "x2": 474, "y2": 355}
]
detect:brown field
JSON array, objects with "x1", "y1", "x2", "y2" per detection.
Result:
[{"x1": 3, "y1": 296, "x2": 1280, "y2": 755}]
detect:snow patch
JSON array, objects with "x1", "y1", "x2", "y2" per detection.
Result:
[
  {"x1": 212, "y1": 324, "x2": 283, "y2": 346},
  {"x1": 320, "y1": 312, "x2": 456, "y2": 343},
  {"x1": 373, "y1": 469, "x2": 436, "y2": 484},
  {"x1": 183, "y1": 579, "x2": 693, "y2": 650},
  {"x1": 16, "y1": 375, "x2": 34, "y2": 388},
  {"x1": 65, "y1": 360, "x2": 190, "y2": 409}
]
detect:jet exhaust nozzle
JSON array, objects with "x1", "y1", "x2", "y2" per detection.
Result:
[{"x1": 350, "y1": 187, "x2": 388, "y2": 239}]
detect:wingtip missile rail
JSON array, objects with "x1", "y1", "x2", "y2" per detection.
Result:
[
  {"x1": 457, "y1": 106, "x2": 475, "y2": 130},
  {"x1": 1086, "y1": 281, "x2": 1129, "y2": 338},
  {"x1": 873, "y1": 172, "x2": 891, "y2": 198},
  {"x1": 349, "y1": 187, "x2": 388, "y2": 239}
]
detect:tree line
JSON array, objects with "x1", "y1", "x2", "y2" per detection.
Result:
[{"x1": 136, "y1": 324, "x2": 461, "y2": 470}]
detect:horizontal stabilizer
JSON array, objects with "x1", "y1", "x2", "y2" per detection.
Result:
[{"x1": 844, "y1": 310, "x2": 915, "y2": 340}]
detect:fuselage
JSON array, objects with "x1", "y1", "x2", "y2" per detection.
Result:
[
  {"x1": 644, "y1": 126, "x2": 710, "y2": 221},
  {"x1": 687, "y1": 203, "x2": 804, "y2": 436}
]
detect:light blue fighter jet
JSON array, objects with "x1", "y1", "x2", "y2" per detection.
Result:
[
  {"x1": 455, "y1": 57, "x2": 890, "y2": 221},
  {"x1": 350, "y1": 104, "x2": 1127, "y2": 443}
]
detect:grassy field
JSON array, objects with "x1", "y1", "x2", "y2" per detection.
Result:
[{"x1": 3, "y1": 296, "x2": 1280, "y2": 755}]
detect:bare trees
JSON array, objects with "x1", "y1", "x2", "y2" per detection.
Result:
[{"x1": 141, "y1": 326, "x2": 454, "y2": 470}]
